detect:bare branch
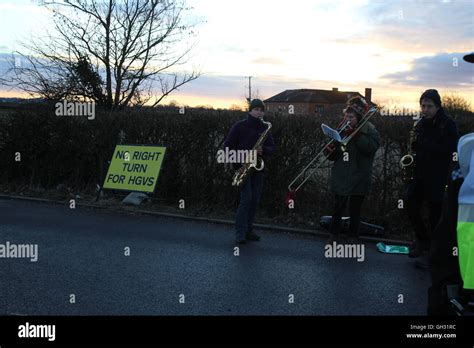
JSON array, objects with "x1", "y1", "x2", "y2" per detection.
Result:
[{"x1": 5, "y1": 0, "x2": 200, "y2": 110}]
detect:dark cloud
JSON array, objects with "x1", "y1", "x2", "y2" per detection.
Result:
[
  {"x1": 0, "y1": 52, "x2": 39, "y2": 78},
  {"x1": 177, "y1": 73, "x2": 364, "y2": 101},
  {"x1": 0, "y1": 52, "x2": 16, "y2": 62},
  {"x1": 357, "y1": 0, "x2": 473, "y2": 51},
  {"x1": 0, "y1": 53, "x2": 17, "y2": 76},
  {"x1": 177, "y1": 74, "x2": 248, "y2": 96},
  {"x1": 381, "y1": 52, "x2": 474, "y2": 87}
]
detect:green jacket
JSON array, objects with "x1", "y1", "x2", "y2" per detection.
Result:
[{"x1": 330, "y1": 122, "x2": 380, "y2": 196}]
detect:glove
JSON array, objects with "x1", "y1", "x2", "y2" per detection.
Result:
[
  {"x1": 284, "y1": 190, "x2": 296, "y2": 206},
  {"x1": 342, "y1": 125, "x2": 358, "y2": 140},
  {"x1": 324, "y1": 143, "x2": 341, "y2": 161},
  {"x1": 324, "y1": 143, "x2": 336, "y2": 156}
]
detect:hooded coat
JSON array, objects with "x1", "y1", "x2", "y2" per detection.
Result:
[{"x1": 329, "y1": 122, "x2": 380, "y2": 196}]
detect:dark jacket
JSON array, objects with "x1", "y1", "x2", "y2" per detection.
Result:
[
  {"x1": 329, "y1": 122, "x2": 380, "y2": 196},
  {"x1": 223, "y1": 114, "x2": 276, "y2": 168},
  {"x1": 409, "y1": 109, "x2": 459, "y2": 202}
]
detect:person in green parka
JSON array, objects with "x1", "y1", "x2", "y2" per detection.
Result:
[{"x1": 325, "y1": 96, "x2": 380, "y2": 243}]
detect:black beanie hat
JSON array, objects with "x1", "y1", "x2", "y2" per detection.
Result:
[
  {"x1": 420, "y1": 89, "x2": 442, "y2": 108},
  {"x1": 249, "y1": 99, "x2": 265, "y2": 112}
]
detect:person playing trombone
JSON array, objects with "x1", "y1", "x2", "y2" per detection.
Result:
[{"x1": 325, "y1": 96, "x2": 380, "y2": 244}]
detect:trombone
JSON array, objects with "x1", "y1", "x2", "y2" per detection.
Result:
[{"x1": 287, "y1": 105, "x2": 380, "y2": 195}]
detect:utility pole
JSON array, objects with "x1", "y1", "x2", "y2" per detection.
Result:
[{"x1": 246, "y1": 76, "x2": 252, "y2": 103}]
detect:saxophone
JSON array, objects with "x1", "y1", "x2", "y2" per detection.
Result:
[
  {"x1": 400, "y1": 116, "x2": 423, "y2": 183},
  {"x1": 232, "y1": 119, "x2": 272, "y2": 187}
]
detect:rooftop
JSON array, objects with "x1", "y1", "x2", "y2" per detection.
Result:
[{"x1": 264, "y1": 89, "x2": 363, "y2": 104}]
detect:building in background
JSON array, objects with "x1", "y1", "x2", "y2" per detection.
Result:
[{"x1": 264, "y1": 88, "x2": 373, "y2": 115}]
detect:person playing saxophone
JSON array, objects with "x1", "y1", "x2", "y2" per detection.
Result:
[
  {"x1": 223, "y1": 99, "x2": 276, "y2": 244},
  {"x1": 405, "y1": 89, "x2": 459, "y2": 267}
]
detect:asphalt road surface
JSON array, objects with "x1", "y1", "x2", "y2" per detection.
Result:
[{"x1": 0, "y1": 198, "x2": 429, "y2": 315}]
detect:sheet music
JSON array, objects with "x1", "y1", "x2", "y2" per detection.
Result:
[{"x1": 321, "y1": 123, "x2": 342, "y2": 142}]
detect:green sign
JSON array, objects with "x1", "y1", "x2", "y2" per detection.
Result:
[{"x1": 103, "y1": 145, "x2": 166, "y2": 193}]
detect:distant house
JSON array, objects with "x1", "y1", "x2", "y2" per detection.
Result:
[{"x1": 264, "y1": 87, "x2": 373, "y2": 115}]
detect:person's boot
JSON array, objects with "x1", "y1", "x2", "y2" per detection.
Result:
[
  {"x1": 246, "y1": 231, "x2": 261, "y2": 241},
  {"x1": 235, "y1": 236, "x2": 247, "y2": 244},
  {"x1": 345, "y1": 234, "x2": 359, "y2": 244},
  {"x1": 326, "y1": 233, "x2": 337, "y2": 244},
  {"x1": 338, "y1": 233, "x2": 348, "y2": 243},
  {"x1": 408, "y1": 241, "x2": 422, "y2": 258},
  {"x1": 414, "y1": 253, "x2": 429, "y2": 269}
]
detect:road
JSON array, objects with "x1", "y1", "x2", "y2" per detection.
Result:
[{"x1": 0, "y1": 198, "x2": 429, "y2": 315}]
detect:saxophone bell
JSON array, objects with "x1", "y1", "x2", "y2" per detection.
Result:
[
  {"x1": 253, "y1": 153, "x2": 265, "y2": 171},
  {"x1": 400, "y1": 154, "x2": 414, "y2": 167}
]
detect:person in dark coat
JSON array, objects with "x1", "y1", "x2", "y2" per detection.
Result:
[
  {"x1": 406, "y1": 89, "x2": 459, "y2": 264},
  {"x1": 326, "y1": 96, "x2": 380, "y2": 243},
  {"x1": 223, "y1": 99, "x2": 276, "y2": 244}
]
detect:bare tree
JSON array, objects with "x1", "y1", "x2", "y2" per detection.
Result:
[
  {"x1": 2, "y1": 0, "x2": 200, "y2": 110},
  {"x1": 442, "y1": 93, "x2": 473, "y2": 118}
]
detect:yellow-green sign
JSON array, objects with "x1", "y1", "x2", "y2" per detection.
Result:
[{"x1": 103, "y1": 145, "x2": 166, "y2": 193}]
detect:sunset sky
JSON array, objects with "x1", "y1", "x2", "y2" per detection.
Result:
[{"x1": 0, "y1": 0, "x2": 473, "y2": 110}]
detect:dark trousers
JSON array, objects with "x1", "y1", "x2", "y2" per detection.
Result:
[
  {"x1": 235, "y1": 171, "x2": 264, "y2": 239},
  {"x1": 427, "y1": 176, "x2": 463, "y2": 315},
  {"x1": 329, "y1": 194, "x2": 365, "y2": 236},
  {"x1": 406, "y1": 183, "x2": 443, "y2": 252}
]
